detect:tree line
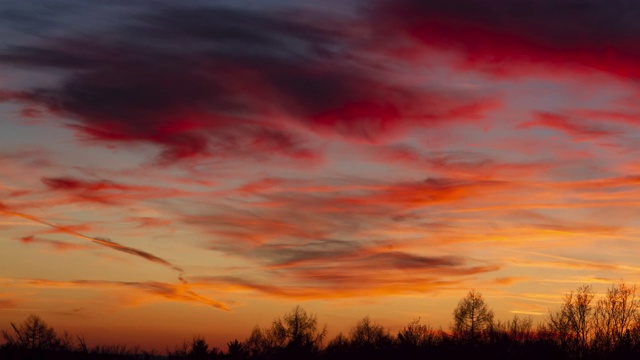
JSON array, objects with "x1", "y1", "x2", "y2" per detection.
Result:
[{"x1": 3, "y1": 283, "x2": 640, "y2": 359}]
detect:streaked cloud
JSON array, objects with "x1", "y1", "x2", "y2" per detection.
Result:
[
  {"x1": 1, "y1": 204, "x2": 183, "y2": 274},
  {"x1": 3, "y1": 278, "x2": 229, "y2": 311}
]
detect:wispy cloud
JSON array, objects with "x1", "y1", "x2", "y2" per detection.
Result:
[
  {"x1": 41, "y1": 176, "x2": 189, "y2": 205},
  {"x1": 0, "y1": 298, "x2": 18, "y2": 310},
  {"x1": 5, "y1": 278, "x2": 229, "y2": 311},
  {"x1": 521, "y1": 112, "x2": 620, "y2": 141},
  {"x1": 18, "y1": 235, "x2": 93, "y2": 252},
  {"x1": 0, "y1": 204, "x2": 183, "y2": 273}
]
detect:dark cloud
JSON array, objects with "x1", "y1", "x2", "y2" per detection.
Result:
[
  {"x1": 43, "y1": 177, "x2": 125, "y2": 191},
  {"x1": 251, "y1": 240, "x2": 466, "y2": 271},
  {"x1": 366, "y1": 251, "x2": 464, "y2": 270},
  {"x1": 0, "y1": 4, "x2": 493, "y2": 161},
  {"x1": 373, "y1": 0, "x2": 640, "y2": 77},
  {"x1": 253, "y1": 239, "x2": 362, "y2": 268},
  {"x1": 203, "y1": 229, "x2": 499, "y2": 297},
  {"x1": 195, "y1": 256, "x2": 498, "y2": 299},
  {"x1": 41, "y1": 176, "x2": 185, "y2": 205}
]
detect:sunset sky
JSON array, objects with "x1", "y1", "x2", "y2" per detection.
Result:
[{"x1": 3, "y1": 0, "x2": 640, "y2": 351}]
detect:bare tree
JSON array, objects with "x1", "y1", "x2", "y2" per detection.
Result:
[
  {"x1": 506, "y1": 314, "x2": 533, "y2": 340},
  {"x1": 453, "y1": 290, "x2": 494, "y2": 340},
  {"x1": 397, "y1": 318, "x2": 441, "y2": 348},
  {"x1": 245, "y1": 306, "x2": 326, "y2": 359},
  {"x1": 245, "y1": 325, "x2": 277, "y2": 359},
  {"x1": 547, "y1": 285, "x2": 595, "y2": 351},
  {"x1": 324, "y1": 333, "x2": 350, "y2": 358},
  {"x1": 593, "y1": 282, "x2": 638, "y2": 351},
  {"x1": 1, "y1": 314, "x2": 59, "y2": 350},
  {"x1": 349, "y1": 316, "x2": 393, "y2": 349},
  {"x1": 271, "y1": 305, "x2": 326, "y2": 352}
]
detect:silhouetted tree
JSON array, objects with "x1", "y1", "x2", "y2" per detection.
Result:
[
  {"x1": 396, "y1": 318, "x2": 446, "y2": 359},
  {"x1": 348, "y1": 316, "x2": 393, "y2": 359},
  {"x1": 168, "y1": 340, "x2": 190, "y2": 359},
  {"x1": 2, "y1": 314, "x2": 59, "y2": 351},
  {"x1": 547, "y1": 284, "x2": 594, "y2": 354},
  {"x1": 245, "y1": 325, "x2": 276, "y2": 359},
  {"x1": 453, "y1": 290, "x2": 494, "y2": 340},
  {"x1": 226, "y1": 339, "x2": 248, "y2": 359},
  {"x1": 593, "y1": 282, "x2": 638, "y2": 353},
  {"x1": 13, "y1": 284, "x2": 640, "y2": 360},
  {"x1": 349, "y1": 316, "x2": 392, "y2": 348},
  {"x1": 397, "y1": 318, "x2": 443, "y2": 348},
  {"x1": 244, "y1": 306, "x2": 325, "y2": 360},
  {"x1": 324, "y1": 333, "x2": 350, "y2": 359},
  {"x1": 504, "y1": 314, "x2": 534, "y2": 341},
  {"x1": 272, "y1": 305, "x2": 326, "y2": 357},
  {"x1": 188, "y1": 336, "x2": 214, "y2": 360}
]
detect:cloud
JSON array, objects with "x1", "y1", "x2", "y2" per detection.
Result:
[
  {"x1": 520, "y1": 112, "x2": 620, "y2": 141},
  {"x1": 182, "y1": 176, "x2": 504, "y2": 298},
  {"x1": 189, "y1": 176, "x2": 504, "y2": 250},
  {"x1": 372, "y1": 0, "x2": 640, "y2": 78},
  {"x1": 200, "y1": 234, "x2": 500, "y2": 299},
  {"x1": 0, "y1": 5, "x2": 495, "y2": 162},
  {"x1": 375, "y1": 145, "x2": 550, "y2": 179},
  {"x1": 254, "y1": 240, "x2": 466, "y2": 271},
  {"x1": 19, "y1": 235, "x2": 92, "y2": 252},
  {"x1": 11, "y1": 278, "x2": 229, "y2": 311},
  {"x1": 507, "y1": 252, "x2": 640, "y2": 273},
  {"x1": 193, "y1": 265, "x2": 496, "y2": 300},
  {"x1": 0, "y1": 298, "x2": 18, "y2": 310},
  {"x1": 0, "y1": 205, "x2": 183, "y2": 274},
  {"x1": 41, "y1": 176, "x2": 188, "y2": 205}
]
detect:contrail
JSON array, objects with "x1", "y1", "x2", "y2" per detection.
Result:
[
  {"x1": 0, "y1": 206, "x2": 183, "y2": 274},
  {"x1": 0, "y1": 205, "x2": 233, "y2": 310}
]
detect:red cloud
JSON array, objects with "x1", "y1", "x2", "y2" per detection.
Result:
[
  {"x1": 374, "y1": 0, "x2": 640, "y2": 78},
  {"x1": 41, "y1": 176, "x2": 188, "y2": 205},
  {"x1": 0, "y1": 6, "x2": 497, "y2": 162}
]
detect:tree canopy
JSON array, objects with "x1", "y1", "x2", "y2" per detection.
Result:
[{"x1": 452, "y1": 289, "x2": 494, "y2": 339}]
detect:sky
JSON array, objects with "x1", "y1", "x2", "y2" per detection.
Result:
[{"x1": 3, "y1": 0, "x2": 640, "y2": 351}]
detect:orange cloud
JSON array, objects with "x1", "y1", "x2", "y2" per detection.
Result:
[
  {"x1": 0, "y1": 205, "x2": 183, "y2": 274},
  {"x1": 7, "y1": 278, "x2": 229, "y2": 311},
  {"x1": 19, "y1": 235, "x2": 93, "y2": 252}
]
